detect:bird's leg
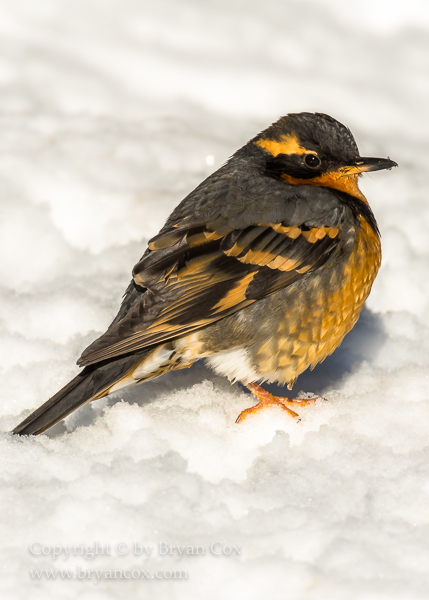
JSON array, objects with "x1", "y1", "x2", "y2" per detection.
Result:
[{"x1": 236, "y1": 382, "x2": 317, "y2": 423}]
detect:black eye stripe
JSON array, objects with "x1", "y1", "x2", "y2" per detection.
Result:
[{"x1": 264, "y1": 153, "x2": 324, "y2": 180}]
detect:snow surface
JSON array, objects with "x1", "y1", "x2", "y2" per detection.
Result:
[{"x1": 1, "y1": 1, "x2": 429, "y2": 598}]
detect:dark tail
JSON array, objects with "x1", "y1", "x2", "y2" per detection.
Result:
[{"x1": 12, "y1": 350, "x2": 150, "y2": 436}]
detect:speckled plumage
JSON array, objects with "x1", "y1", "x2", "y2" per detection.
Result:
[{"x1": 13, "y1": 112, "x2": 396, "y2": 435}]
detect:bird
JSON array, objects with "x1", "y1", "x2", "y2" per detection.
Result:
[{"x1": 12, "y1": 112, "x2": 397, "y2": 436}]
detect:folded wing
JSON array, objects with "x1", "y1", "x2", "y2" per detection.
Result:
[{"x1": 78, "y1": 221, "x2": 340, "y2": 366}]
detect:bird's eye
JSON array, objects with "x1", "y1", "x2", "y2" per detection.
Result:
[{"x1": 304, "y1": 154, "x2": 321, "y2": 168}]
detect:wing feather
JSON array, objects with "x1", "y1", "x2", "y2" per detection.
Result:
[{"x1": 78, "y1": 221, "x2": 340, "y2": 366}]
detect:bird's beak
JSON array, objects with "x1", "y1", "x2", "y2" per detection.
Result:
[{"x1": 339, "y1": 157, "x2": 398, "y2": 175}]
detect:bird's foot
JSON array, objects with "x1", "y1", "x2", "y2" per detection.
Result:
[{"x1": 236, "y1": 382, "x2": 318, "y2": 423}]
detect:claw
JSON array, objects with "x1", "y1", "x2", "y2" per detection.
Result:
[{"x1": 236, "y1": 382, "x2": 318, "y2": 423}]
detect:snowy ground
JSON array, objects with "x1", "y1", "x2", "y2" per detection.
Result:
[{"x1": 1, "y1": 1, "x2": 429, "y2": 598}]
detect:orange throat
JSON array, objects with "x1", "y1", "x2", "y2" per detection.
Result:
[{"x1": 282, "y1": 171, "x2": 368, "y2": 204}]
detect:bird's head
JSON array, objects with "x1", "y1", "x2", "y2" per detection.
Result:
[{"x1": 253, "y1": 112, "x2": 397, "y2": 203}]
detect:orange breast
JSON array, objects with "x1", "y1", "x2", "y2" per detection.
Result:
[
  {"x1": 253, "y1": 215, "x2": 382, "y2": 385},
  {"x1": 310, "y1": 215, "x2": 382, "y2": 363}
]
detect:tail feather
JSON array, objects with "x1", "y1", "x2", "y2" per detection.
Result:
[{"x1": 12, "y1": 350, "x2": 150, "y2": 436}]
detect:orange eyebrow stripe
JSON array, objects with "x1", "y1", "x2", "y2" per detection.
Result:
[{"x1": 255, "y1": 133, "x2": 318, "y2": 157}]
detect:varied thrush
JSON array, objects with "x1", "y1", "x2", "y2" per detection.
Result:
[{"x1": 13, "y1": 112, "x2": 397, "y2": 436}]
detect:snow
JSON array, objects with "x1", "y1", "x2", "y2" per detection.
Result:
[{"x1": 1, "y1": 0, "x2": 429, "y2": 598}]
